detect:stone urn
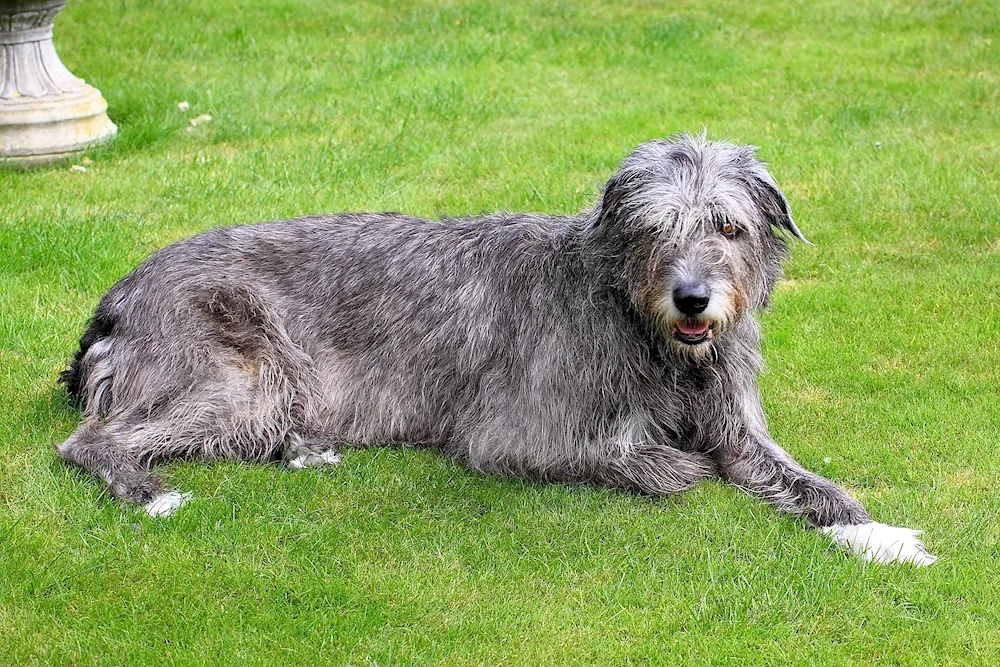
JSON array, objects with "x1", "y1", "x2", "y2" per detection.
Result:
[{"x1": 0, "y1": 0, "x2": 116, "y2": 168}]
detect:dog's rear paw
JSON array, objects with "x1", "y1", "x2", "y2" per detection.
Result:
[
  {"x1": 286, "y1": 448, "x2": 342, "y2": 470},
  {"x1": 821, "y1": 522, "x2": 938, "y2": 566},
  {"x1": 283, "y1": 434, "x2": 342, "y2": 470},
  {"x1": 144, "y1": 491, "x2": 192, "y2": 518}
]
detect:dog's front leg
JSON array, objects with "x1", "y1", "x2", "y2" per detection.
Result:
[
  {"x1": 715, "y1": 386, "x2": 937, "y2": 566},
  {"x1": 598, "y1": 443, "x2": 718, "y2": 496},
  {"x1": 717, "y1": 429, "x2": 871, "y2": 525}
]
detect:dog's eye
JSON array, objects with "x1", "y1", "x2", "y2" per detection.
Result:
[{"x1": 720, "y1": 221, "x2": 737, "y2": 237}]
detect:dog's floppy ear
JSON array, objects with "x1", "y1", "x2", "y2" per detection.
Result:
[
  {"x1": 750, "y1": 172, "x2": 811, "y2": 245},
  {"x1": 593, "y1": 172, "x2": 631, "y2": 229}
]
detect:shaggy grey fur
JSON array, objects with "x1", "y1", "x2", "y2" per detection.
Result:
[{"x1": 58, "y1": 133, "x2": 870, "y2": 528}]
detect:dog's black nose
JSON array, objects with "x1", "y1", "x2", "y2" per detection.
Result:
[{"x1": 673, "y1": 283, "x2": 710, "y2": 315}]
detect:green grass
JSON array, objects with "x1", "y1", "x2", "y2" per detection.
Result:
[{"x1": 2, "y1": 0, "x2": 999, "y2": 663}]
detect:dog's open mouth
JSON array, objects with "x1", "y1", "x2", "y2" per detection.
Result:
[{"x1": 672, "y1": 319, "x2": 712, "y2": 345}]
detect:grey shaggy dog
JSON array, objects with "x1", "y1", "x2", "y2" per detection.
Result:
[{"x1": 58, "y1": 134, "x2": 935, "y2": 565}]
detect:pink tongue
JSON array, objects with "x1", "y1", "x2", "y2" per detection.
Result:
[{"x1": 677, "y1": 320, "x2": 709, "y2": 335}]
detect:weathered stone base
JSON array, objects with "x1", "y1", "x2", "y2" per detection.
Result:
[
  {"x1": 0, "y1": 0, "x2": 117, "y2": 169},
  {"x1": 0, "y1": 84, "x2": 116, "y2": 168}
]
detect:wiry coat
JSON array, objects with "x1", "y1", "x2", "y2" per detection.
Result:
[{"x1": 60, "y1": 135, "x2": 871, "y2": 530}]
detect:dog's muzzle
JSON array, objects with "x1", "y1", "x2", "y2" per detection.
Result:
[
  {"x1": 671, "y1": 282, "x2": 713, "y2": 345},
  {"x1": 672, "y1": 318, "x2": 713, "y2": 345}
]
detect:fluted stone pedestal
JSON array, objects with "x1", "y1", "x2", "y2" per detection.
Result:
[{"x1": 0, "y1": 0, "x2": 116, "y2": 168}]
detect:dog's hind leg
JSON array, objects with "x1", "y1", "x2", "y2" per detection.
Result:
[
  {"x1": 598, "y1": 444, "x2": 718, "y2": 495},
  {"x1": 60, "y1": 284, "x2": 326, "y2": 516},
  {"x1": 56, "y1": 422, "x2": 189, "y2": 516}
]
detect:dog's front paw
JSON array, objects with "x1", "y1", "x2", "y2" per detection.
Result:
[{"x1": 821, "y1": 522, "x2": 937, "y2": 566}]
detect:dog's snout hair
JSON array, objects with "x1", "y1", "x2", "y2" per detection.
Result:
[{"x1": 53, "y1": 133, "x2": 937, "y2": 566}]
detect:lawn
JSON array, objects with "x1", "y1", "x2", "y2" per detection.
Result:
[{"x1": 2, "y1": 0, "x2": 999, "y2": 663}]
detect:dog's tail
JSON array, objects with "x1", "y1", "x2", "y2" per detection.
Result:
[{"x1": 60, "y1": 299, "x2": 116, "y2": 410}]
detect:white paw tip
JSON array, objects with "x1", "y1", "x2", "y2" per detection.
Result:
[
  {"x1": 319, "y1": 451, "x2": 342, "y2": 466},
  {"x1": 288, "y1": 450, "x2": 341, "y2": 469},
  {"x1": 822, "y1": 522, "x2": 938, "y2": 566},
  {"x1": 144, "y1": 491, "x2": 192, "y2": 518}
]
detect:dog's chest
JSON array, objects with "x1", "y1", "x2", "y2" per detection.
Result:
[{"x1": 645, "y1": 364, "x2": 726, "y2": 450}]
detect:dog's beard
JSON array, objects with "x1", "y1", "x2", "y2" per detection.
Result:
[{"x1": 665, "y1": 323, "x2": 717, "y2": 361}]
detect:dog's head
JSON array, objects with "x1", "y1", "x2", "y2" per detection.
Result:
[{"x1": 593, "y1": 133, "x2": 807, "y2": 360}]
